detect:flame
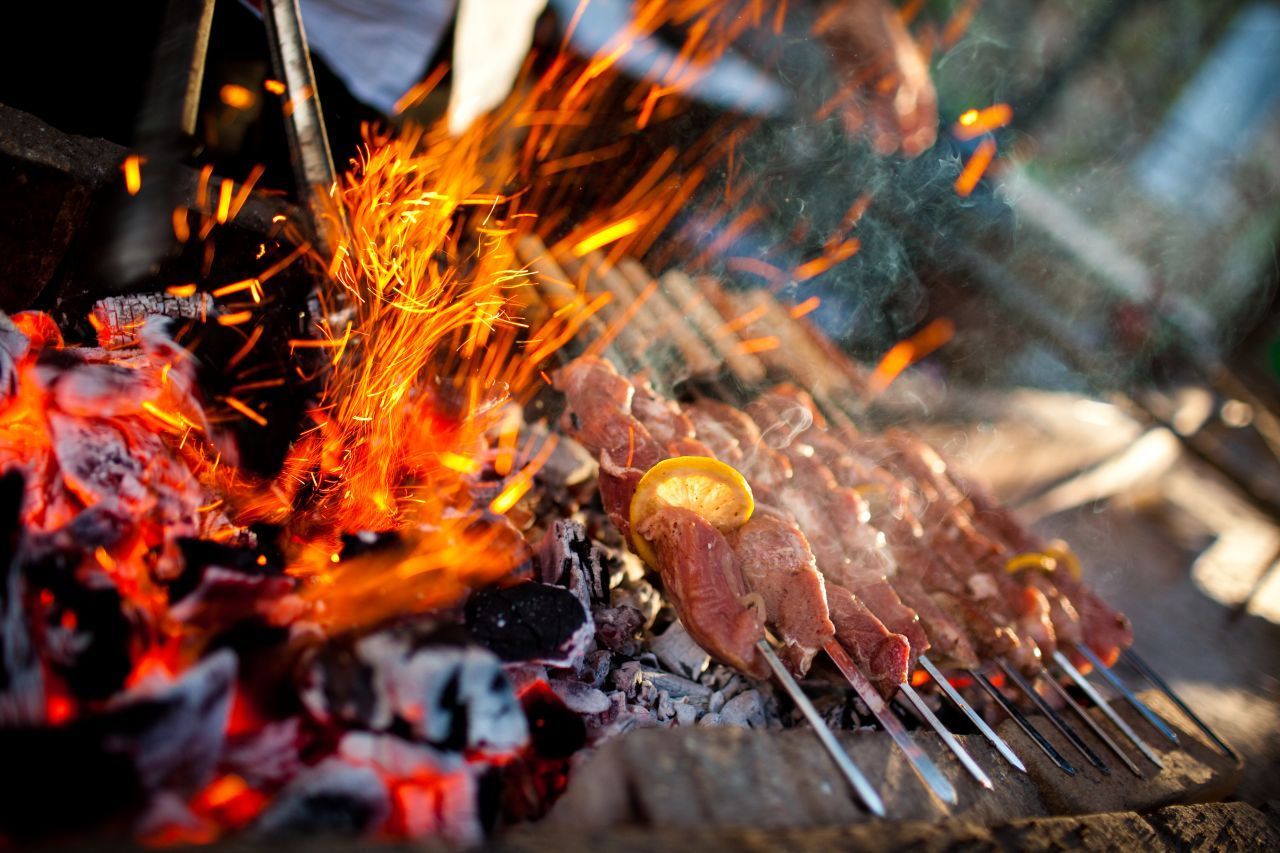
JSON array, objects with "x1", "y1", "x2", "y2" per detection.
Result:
[{"x1": 867, "y1": 317, "x2": 956, "y2": 395}]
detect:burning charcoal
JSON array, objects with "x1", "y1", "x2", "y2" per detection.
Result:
[
  {"x1": 251, "y1": 758, "x2": 390, "y2": 838},
  {"x1": 339, "y1": 732, "x2": 484, "y2": 843},
  {"x1": 48, "y1": 412, "x2": 150, "y2": 511},
  {"x1": 167, "y1": 566, "x2": 297, "y2": 627},
  {"x1": 548, "y1": 678, "x2": 611, "y2": 715},
  {"x1": 0, "y1": 650, "x2": 236, "y2": 838},
  {"x1": 0, "y1": 312, "x2": 29, "y2": 404},
  {"x1": 0, "y1": 471, "x2": 41, "y2": 725},
  {"x1": 222, "y1": 718, "x2": 305, "y2": 789},
  {"x1": 104, "y1": 650, "x2": 238, "y2": 793},
  {"x1": 300, "y1": 626, "x2": 529, "y2": 756},
  {"x1": 466, "y1": 581, "x2": 594, "y2": 669},
  {"x1": 591, "y1": 604, "x2": 645, "y2": 656},
  {"x1": 537, "y1": 519, "x2": 607, "y2": 609},
  {"x1": 49, "y1": 362, "x2": 160, "y2": 418},
  {"x1": 518, "y1": 679, "x2": 587, "y2": 760},
  {"x1": 650, "y1": 621, "x2": 711, "y2": 680}
]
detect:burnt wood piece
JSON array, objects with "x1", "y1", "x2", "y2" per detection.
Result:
[
  {"x1": 0, "y1": 101, "x2": 297, "y2": 313},
  {"x1": 466, "y1": 582, "x2": 594, "y2": 669},
  {"x1": 250, "y1": 758, "x2": 389, "y2": 839},
  {"x1": 537, "y1": 519, "x2": 608, "y2": 609},
  {"x1": 298, "y1": 622, "x2": 529, "y2": 756}
]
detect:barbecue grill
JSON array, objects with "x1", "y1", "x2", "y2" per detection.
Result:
[{"x1": 0, "y1": 0, "x2": 1277, "y2": 849}]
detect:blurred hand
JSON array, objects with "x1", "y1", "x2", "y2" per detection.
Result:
[{"x1": 816, "y1": 0, "x2": 938, "y2": 157}]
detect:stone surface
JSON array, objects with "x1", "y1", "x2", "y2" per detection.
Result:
[
  {"x1": 1146, "y1": 801, "x2": 1280, "y2": 851},
  {"x1": 547, "y1": 688, "x2": 1242, "y2": 832}
]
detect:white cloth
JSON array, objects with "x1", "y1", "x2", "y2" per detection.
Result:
[
  {"x1": 448, "y1": 0, "x2": 549, "y2": 134},
  {"x1": 298, "y1": 0, "x2": 457, "y2": 113}
]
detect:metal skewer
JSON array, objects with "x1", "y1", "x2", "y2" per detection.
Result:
[
  {"x1": 972, "y1": 669, "x2": 1077, "y2": 775},
  {"x1": 999, "y1": 660, "x2": 1110, "y2": 774},
  {"x1": 823, "y1": 640, "x2": 958, "y2": 806},
  {"x1": 1053, "y1": 650, "x2": 1164, "y2": 769},
  {"x1": 1038, "y1": 671, "x2": 1143, "y2": 778},
  {"x1": 756, "y1": 640, "x2": 885, "y2": 816},
  {"x1": 898, "y1": 682, "x2": 994, "y2": 789},
  {"x1": 1074, "y1": 643, "x2": 1179, "y2": 745},
  {"x1": 920, "y1": 655, "x2": 1027, "y2": 773},
  {"x1": 1122, "y1": 648, "x2": 1238, "y2": 762}
]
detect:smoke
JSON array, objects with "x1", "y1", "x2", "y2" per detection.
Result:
[{"x1": 755, "y1": 403, "x2": 812, "y2": 452}]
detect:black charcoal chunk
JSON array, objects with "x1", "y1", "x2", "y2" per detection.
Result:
[{"x1": 466, "y1": 582, "x2": 594, "y2": 669}]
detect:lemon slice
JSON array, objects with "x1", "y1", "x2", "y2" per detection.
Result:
[{"x1": 628, "y1": 456, "x2": 755, "y2": 566}]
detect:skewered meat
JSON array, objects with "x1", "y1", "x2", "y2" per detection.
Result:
[
  {"x1": 634, "y1": 506, "x2": 768, "y2": 679},
  {"x1": 725, "y1": 506, "x2": 835, "y2": 676},
  {"x1": 554, "y1": 359, "x2": 768, "y2": 677}
]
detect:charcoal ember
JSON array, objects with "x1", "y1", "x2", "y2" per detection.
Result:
[
  {"x1": 0, "y1": 471, "x2": 41, "y2": 724},
  {"x1": 167, "y1": 566, "x2": 298, "y2": 627},
  {"x1": 537, "y1": 519, "x2": 607, "y2": 609},
  {"x1": 650, "y1": 621, "x2": 711, "y2": 680},
  {"x1": 221, "y1": 717, "x2": 305, "y2": 789},
  {"x1": 42, "y1": 578, "x2": 132, "y2": 701},
  {"x1": 48, "y1": 361, "x2": 161, "y2": 418},
  {"x1": 300, "y1": 625, "x2": 529, "y2": 756},
  {"x1": 0, "y1": 311, "x2": 27, "y2": 404},
  {"x1": 466, "y1": 581, "x2": 594, "y2": 669},
  {"x1": 518, "y1": 679, "x2": 587, "y2": 760},
  {"x1": 0, "y1": 650, "x2": 236, "y2": 838},
  {"x1": 48, "y1": 412, "x2": 149, "y2": 510},
  {"x1": 339, "y1": 732, "x2": 483, "y2": 844},
  {"x1": 591, "y1": 604, "x2": 645, "y2": 656},
  {"x1": 103, "y1": 650, "x2": 238, "y2": 792},
  {"x1": 250, "y1": 758, "x2": 389, "y2": 839}
]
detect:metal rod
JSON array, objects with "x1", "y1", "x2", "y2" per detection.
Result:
[
  {"x1": 756, "y1": 641, "x2": 884, "y2": 816},
  {"x1": 1053, "y1": 650, "x2": 1164, "y2": 769},
  {"x1": 920, "y1": 655, "x2": 1026, "y2": 773},
  {"x1": 1038, "y1": 671, "x2": 1143, "y2": 778},
  {"x1": 823, "y1": 640, "x2": 958, "y2": 806},
  {"x1": 261, "y1": 0, "x2": 342, "y2": 257},
  {"x1": 1122, "y1": 648, "x2": 1238, "y2": 762},
  {"x1": 898, "y1": 682, "x2": 993, "y2": 789},
  {"x1": 999, "y1": 660, "x2": 1110, "y2": 774},
  {"x1": 1075, "y1": 643, "x2": 1179, "y2": 745},
  {"x1": 972, "y1": 670, "x2": 1076, "y2": 775}
]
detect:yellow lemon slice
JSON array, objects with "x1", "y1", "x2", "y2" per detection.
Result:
[{"x1": 628, "y1": 456, "x2": 755, "y2": 567}]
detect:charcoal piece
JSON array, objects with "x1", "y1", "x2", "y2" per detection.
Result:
[
  {"x1": 339, "y1": 731, "x2": 464, "y2": 776},
  {"x1": 466, "y1": 581, "x2": 594, "y2": 669},
  {"x1": 44, "y1": 581, "x2": 132, "y2": 701},
  {"x1": 0, "y1": 471, "x2": 40, "y2": 724},
  {"x1": 0, "y1": 650, "x2": 236, "y2": 838},
  {"x1": 579, "y1": 649, "x2": 612, "y2": 689},
  {"x1": 222, "y1": 717, "x2": 304, "y2": 789},
  {"x1": 537, "y1": 519, "x2": 608, "y2": 609},
  {"x1": 548, "y1": 678, "x2": 611, "y2": 715},
  {"x1": 520, "y1": 679, "x2": 587, "y2": 759},
  {"x1": 719, "y1": 690, "x2": 767, "y2": 729},
  {"x1": 591, "y1": 604, "x2": 645, "y2": 655},
  {"x1": 650, "y1": 621, "x2": 711, "y2": 680},
  {"x1": 49, "y1": 361, "x2": 159, "y2": 417},
  {"x1": 47, "y1": 412, "x2": 148, "y2": 510},
  {"x1": 102, "y1": 649, "x2": 237, "y2": 793},
  {"x1": 300, "y1": 625, "x2": 529, "y2": 756},
  {"x1": 251, "y1": 758, "x2": 389, "y2": 838}
]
